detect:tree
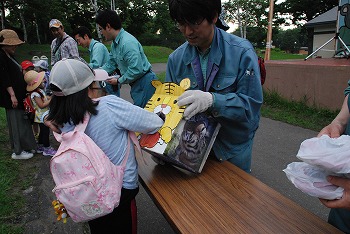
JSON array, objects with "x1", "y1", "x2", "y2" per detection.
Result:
[
  {"x1": 0, "y1": 0, "x2": 177, "y2": 47},
  {"x1": 274, "y1": 27, "x2": 308, "y2": 53},
  {"x1": 276, "y1": 0, "x2": 337, "y2": 24},
  {"x1": 223, "y1": 0, "x2": 269, "y2": 38},
  {"x1": 275, "y1": 0, "x2": 337, "y2": 55}
]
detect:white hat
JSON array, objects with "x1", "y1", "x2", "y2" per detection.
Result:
[
  {"x1": 50, "y1": 58, "x2": 108, "y2": 96},
  {"x1": 34, "y1": 60, "x2": 49, "y2": 70},
  {"x1": 49, "y1": 19, "x2": 63, "y2": 29}
]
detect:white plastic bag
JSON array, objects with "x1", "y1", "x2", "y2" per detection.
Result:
[
  {"x1": 283, "y1": 162, "x2": 344, "y2": 200},
  {"x1": 296, "y1": 135, "x2": 350, "y2": 174}
]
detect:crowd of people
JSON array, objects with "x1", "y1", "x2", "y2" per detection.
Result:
[{"x1": 0, "y1": 0, "x2": 349, "y2": 233}]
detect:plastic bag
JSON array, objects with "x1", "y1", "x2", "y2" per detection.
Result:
[
  {"x1": 296, "y1": 135, "x2": 350, "y2": 174},
  {"x1": 283, "y1": 162, "x2": 344, "y2": 200}
]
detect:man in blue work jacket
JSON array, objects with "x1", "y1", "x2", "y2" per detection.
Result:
[{"x1": 166, "y1": 0, "x2": 263, "y2": 173}]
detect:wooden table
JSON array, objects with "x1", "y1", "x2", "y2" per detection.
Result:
[{"x1": 136, "y1": 153, "x2": 342, "y2": 233}]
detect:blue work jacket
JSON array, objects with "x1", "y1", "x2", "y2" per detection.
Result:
[{"x1": 165, "y1": 27, "x2": 263, "y2": 161}]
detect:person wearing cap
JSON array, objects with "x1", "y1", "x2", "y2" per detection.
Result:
[
  {"x1": 0, "y1": 29, "x2": 37, "y2": 159},
  {"x1": 21, "y1": 60, "x2": 35, "y2": 75},
  {"x1": 73, "y1": 26, "x2": 119, "y2": 96},
  {"x1": 96, "y1": 10, "x2": 158, "y2": 108},
  {"x1": 21, "y1": 59, "x2": 40, "y2": 141},
  {"x1": 34, "y1": 59, "x2": 51, "y2": 95},
  {"x1": 24, "y1": 70, "x2": 56, "y2": 157},
  {"x1": 45, "y1": 58, "x2": 163, "y2": 233},
  {"x1": 165, "y1": 0, "x2": 263, "y2": 173},
  {"x1": 49, "y1": 19, "x2": 79, "y2": 66}
]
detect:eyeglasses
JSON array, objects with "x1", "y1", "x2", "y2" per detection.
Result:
[{"x1": 176, "y1": 18, "x2": 205, "y2": 30}]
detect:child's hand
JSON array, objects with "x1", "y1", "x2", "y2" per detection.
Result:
[{"x1": 106, "y1": 77, "x2": 118, "y2": 85}]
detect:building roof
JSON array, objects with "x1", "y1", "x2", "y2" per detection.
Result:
[{"x1": 305, "y1": 6, "x2": 337, "y2": 27}]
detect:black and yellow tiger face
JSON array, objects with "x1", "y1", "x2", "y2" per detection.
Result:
[{"x1": 140, "y1": 78, "x2": 190, "y2": 147}]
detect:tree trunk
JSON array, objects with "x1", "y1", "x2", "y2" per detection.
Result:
[
  {"x1": 20, "y1": 12, "x2": 27, "y2": 42},
  {"x1": 91, "y1": 0, "x2": 103, "y2": 41},
  {"x1": 237, "y1": 7, "x2": 243, "y2": 38},
  {"x1": 33, "y1": 13, "x2": 41, "y2": 44},
  {"x1": 1, "y1": 0, "x2": 5, "y2": 29},
  {"x1": 243, "y1": 24, "x2": 246, "y2": 39}
]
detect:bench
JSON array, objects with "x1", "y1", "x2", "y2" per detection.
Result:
[{"x1": 136, "y1": 152, "x2": 342, "y2": 233}]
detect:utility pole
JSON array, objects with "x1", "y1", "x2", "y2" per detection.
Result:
[{"x1": 265, "y1": 0, "x2": 274, "y2": 61}]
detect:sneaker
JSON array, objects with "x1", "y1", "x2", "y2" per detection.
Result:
[
  {"x1": 36, "y1": 145, "x2": 44, "y2": 154},
  {"x1": 11, "y1": 151, "x2": 34, "y2": 160},
  {"x1": 43, "y1": 146, "x2": 57, "y2": 157}
]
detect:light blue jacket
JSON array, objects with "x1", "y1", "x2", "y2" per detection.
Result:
[
  {"x1": 166, "y1": 27, "x2": 263, "y2": 162},
  {"x1": 101, "y1": 29, "x2": 156, "y2": 107},
  {"x1": 88, "y1": 39, "x2": 109, "y2": 69},
  {"x1": 60, "y1": 95, "x2": 163, "y2": 189},
  {"x1": 88, "y1": 39, "x2": 119, "y2": 96}
]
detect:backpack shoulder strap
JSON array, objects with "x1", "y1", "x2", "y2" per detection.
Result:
[
  {"x1": 53, "y1": 37, "x2": 68, "y2": 55},
  {"x1": 120, "y1": 131, "x2": 142, "y2": 167}
]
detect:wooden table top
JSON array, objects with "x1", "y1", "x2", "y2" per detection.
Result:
[{"x1": 136, "y1": 152, "x2": 342, "y2": 234}]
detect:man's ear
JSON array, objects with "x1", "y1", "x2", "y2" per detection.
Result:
[{"x1": 213, "y1": 15, "x2": 218, "y2": 24}]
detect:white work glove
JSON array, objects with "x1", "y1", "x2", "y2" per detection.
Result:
[{"x1": 177, "y1": 90, "x2": 213, "y2": 120}]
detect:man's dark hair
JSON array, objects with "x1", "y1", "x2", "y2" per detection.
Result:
[
  {"x1": 96, "y1": 9, "x2": 122, "y2": 30},
  {"x1": 168, "y1": 0, "x2": 221, "y2": 25},
  {"x1": 73, "y1": 26, "x2": 92, "y2": 39}
]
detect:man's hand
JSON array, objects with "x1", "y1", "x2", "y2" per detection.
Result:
[
  {"x1": 105, "y1": 77, "x2": 119, "y2": 86},
  {"x1": 177, "y1": 90, "x2": 213, "y2": 119},
  {"x1": 319, "y1": 176, "x2": 350, "y2": 210},
  {"x1": 317, "y1": 122, "x2": 344, "y2": 138}
]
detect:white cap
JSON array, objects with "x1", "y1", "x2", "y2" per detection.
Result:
[
  {"x1": 50, "y1": 58, "x2": 96, "y2": 96},
  {"x1": 34, "y1": 60, "x2": 49, "y2": 70}
]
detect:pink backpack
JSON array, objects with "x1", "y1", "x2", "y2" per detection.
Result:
[{"x1": 50, "y1": 115, "x2": 131, "y2": 222}]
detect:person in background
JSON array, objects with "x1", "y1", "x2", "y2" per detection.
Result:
[
  {"x1": 34, "y1": 59, "x2": 51, "y2": 95},
  {"x1": 46, "y1": 58, "x2": 164, "y2": 233},
  {"x1": 21, "y1": 60, "x2": 35, "y2": 75},
  {"x1": 165, "y1": 0, "x2": 263, "y2": 173},
  {"x1": 24, "y1": 70, "x2": 56, "y2": 157},
  {"x1": 0, "y1": 29, "x2": 37, "y2": 159},
  {"x1": 73, "y1": 26, "x2": 119, "y2": 96},
  {"x1": 49, "y1": 19, "x2": 79, "y2": 66},
  {"x1": 22, "y1": 59, "x2": 40, "y2": 141},
  {"x1": 96, "y1": 9, "x2": 157, "y2": 108},
  {"x1": 318, "y1": 94, "x2": 350, "y2": 233}
]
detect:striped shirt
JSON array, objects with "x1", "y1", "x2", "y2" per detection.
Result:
[{"x1": 61, "y1": 95, "x2": 163, "y2": 189}]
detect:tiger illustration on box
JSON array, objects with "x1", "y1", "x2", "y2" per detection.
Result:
[
  {"x1": 175, "y1": 115, "x2": 209, "y2": 169},
  {"x1": 139, "y1": 78, "x2": 190, "y2": 148}
]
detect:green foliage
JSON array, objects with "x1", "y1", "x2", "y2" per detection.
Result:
[
  {"x1": 261, "y1": 91, "x2": 338, "y2": 132},
  {"x1": 276, "y1": 0, "x2": 337, "y2": 24},
  {"x1": 224, "y1": 0, "x2": 269, "y2": 30},
  {"x1": 2, "y1": 0, "x2": 178, "y2": 47},
  {"x1": 274, "y1": 28, "x2": 308, "y2": 53}
]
